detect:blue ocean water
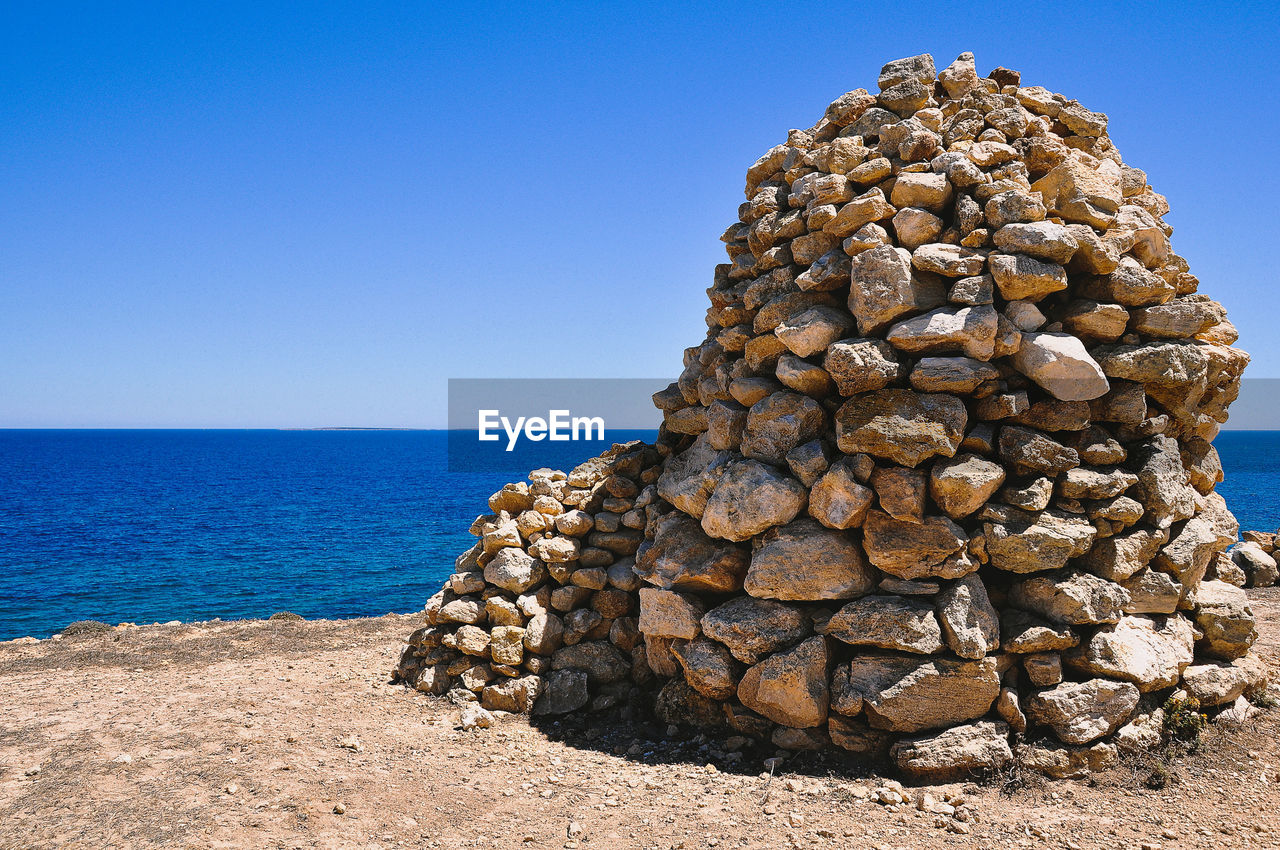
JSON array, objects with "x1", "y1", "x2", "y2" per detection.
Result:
[
  {"x1": 1, "y1": 429, "x2": 1278, "y2": 641},
  {"x1": 0, "y1": 429, "x2": 653, "y2": 640}
]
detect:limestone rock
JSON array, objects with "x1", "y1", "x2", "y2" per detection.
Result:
[
  {"x1": 671, "y1": 638, "x2": 739, "y2": 700},
  {"x1": 808, "y1": 462, "x2": 875, "y2": 529},
  {"x1": 835, "y1": 389, "x2": 967, "y2": 467},
  {"x1": 1064, "y1": 614, "x2": 1195, "y2": 691},
  {"x1": 985, "y1": 508, "x2": 1096, "y2": 573},
  {"x1": 737, "y1": 637, "x2": 829, "y2": 728},
  {"x1": 634, "y1": 511, "x2": 748, "y2": 593},
  {"x1": 637, "y1": 588, "x2": 706, "y2": 640},
  {"x1": 1193, "y1": 580, "x2": 1258, "y2": 660},
  {"x1": 740, "y1": 392, "x2": 827, "y2": 466},
  {"x1": 862, "y1": 510, "x2": 971, "y2": 580},
  {"x1": 1025, "y1": 678, "x2": 1139, "y2": 744},
  {"x1": 1011, "y1": 333, "x2": 1110, "y2": 401},
  {"x1": 745, "y1": 518, "x2": 876, "y2": 600},
  {"x1": 656, "y1": 435, "x2": 731, "y2": 519},
  {"x1": 484, "y1": 548, "x2": 548, "y2": 594},
  {"x1": 846, "y1": 653, "x2": 1001, "y2": 733},
  {"x1": 824, "y1": 338, "x2": 905, "y2": 396},
  {"x1": 700, "y1": 460, "x2": 807, "y2": 542},
  {"x1": 701, "y1": 597, "x2": 811, "y2": 665},
  {"x1": 936, "y1": 574, "x2": 1000, "y2": 659},
  {"x1": 892, "y1": 721, "x2": 1012, "y2": 782},
  {"x1": 1009, "y1": 570, "x2": 1129, "y2": 626},
  {"x1": 824, "y1": 595, "x2": 944, "y2": 654}
]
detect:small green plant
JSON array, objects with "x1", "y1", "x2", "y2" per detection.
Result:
[
  {"x1": 269, "y1": 611, "x2": 305, "y2": 621},
  {"x1": 1162, "y1": 695, "x2": 1207, "y2": 744},
  {"x1": 1144, "y1": 760, "x2": 1171, "y2": 790},
  {"x1": 1252, "y1": 688, "x2": 1277, "y2": 710}
]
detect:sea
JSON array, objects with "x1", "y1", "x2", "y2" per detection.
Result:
[{"x1": 2, "y1": 429, "x2": 1278, "y2": 641}]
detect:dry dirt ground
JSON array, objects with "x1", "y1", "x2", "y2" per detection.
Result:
[{"x1": 1, "y1": 591, "x2": 1278, "y2": 850}]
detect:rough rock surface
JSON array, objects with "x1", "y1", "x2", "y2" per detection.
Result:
[{"x1": 399, "y1": 52, "x2": 1261, "y2": 781}]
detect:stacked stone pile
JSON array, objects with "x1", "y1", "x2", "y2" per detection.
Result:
[
  {"x1": 1231, "y1": 530, "x2": 1280, "y2": 587},
  {"x1": 638, "y1": 51, "x2": 1267, "y2": 779},
  {"x1": 394, "y1": 441, "x2": 665, "y2": 716},
  {"x1": 398, "y1": 52, "x2": 1272, "y2": 781}
]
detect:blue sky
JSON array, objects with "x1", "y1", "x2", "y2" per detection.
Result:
[{"x1": 2, "y1": 2, "x2": 1277, "y2": 427}]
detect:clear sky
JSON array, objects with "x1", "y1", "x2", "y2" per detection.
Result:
[{"x1": 2, "y1": 1, "x2": 1277, "y2": 428}]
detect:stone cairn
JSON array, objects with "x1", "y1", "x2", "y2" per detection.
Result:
[
  {"x1": 396, "y1": 442, "x2": 666, "y2": 718},
  {"x1": 397, "y1": 52, "x2": 1272, "y2": 781}
]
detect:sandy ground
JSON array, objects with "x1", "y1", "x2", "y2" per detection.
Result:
[{"x1": 1, "y1": 592, "x2": 1278, "y2": 850}]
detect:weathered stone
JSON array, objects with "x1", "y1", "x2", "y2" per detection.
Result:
[
  {"x1": 912, "y1": 243, "x2": 985, "y2": 277},
  {"x1": 892, "y1": 207, "x2": 944, "y2": 250},
  {"x1": 825, "y1": 188, "x2": 896, "y2": 238},
  {"x1": 484, "y1": 547, "x2": 548, "y2": 594},
  {"x1": 892, "y1": 173, "x2": 954, "y2": 213},
  {"x1": 909, "y1": 356, "x2": 1000, "y2": 394},
  {"x1": 993, "y1": 221, "x2": 1079, "y2": 264},
  {"x1": 1193, "y1": 580, "x2": 1258, "y2": 660},
  {"x1": 985, "y1": 508, "x2": 1096, "y2": 573},
  {"x1": 846, "y1": 654, "x2": 1001, "y2": 733},
  {"x1": 701, "y1": 597, "x2": 811, "y2": 665},
  {"x1": 1232, "y1": 541, "x2": 1279, "y2": 588},
  {"x1": 656, "y1": 435, "x2": 732, "y2": 519},
  {"x1": 929, "y1": 454, "x2": 1006, "y2": 518},
  {"x1": 892, "y1": 721, "x2": 1012, "y2": 782},
  {"x1": 775, "y1": 306, "x2": 854, "y2": 356},
  {"x1": 740, "y1": 392, "x2": 827, "y2": 466},
  {"x1": 998, "y1": 425, "x2": 1080, "y2": 475},
  {"x1": 1082, "y1": 527, "x2": 1165, "y2": 581},
  {"x1": 481, "y1": 674, "x2": 543, "y2": 714},
  {"x1": 1128, "y1": 435, "x2": 1196, "y2": 529},
  {"x1": 1065, "y1": 614, "x2": 1195, "y2": 691},
  {"x1": 808, "y1": 461, "x2": 875, "y2": 529},
  {"x1": 824, "y1": 595, "x2": 944, "y2": 654},
  {"x1": 746, "y1": 518, "x2": 876, "y2": 600},
  {"x1": 637, "y1": 588, "x2": 706, "y2": 640},
  {"x1": 1120, "y1": 568, "x2": 1181, "y2": 614},
  {"x1": 1031, "y1": 155, "x2": 1122, "y2": 229},
  {"x1": 737, "y1": 637, "x2": 828, "y2": 728},
  {"x1": 936, "y1": 574, "x2": 1000, "y2": 659},
  {"x1": 1001, "y1": 609, "x2": 1079, "y2": 652},
  {"x1": 1017, "y1": 740, "x2": 1118, "y2": 779},
  {"x1": 1011, "y1": 333, "x2": 1110, "y2": 401},
  {"x1": 671, "y1": 638, "x2": 739, "y2": 700},
  {"x1": 1024, "y1": 652, "x2": 1063, "y2": 687},
  {"x1": 550, "y1": 641, "x2": 629, "y2": 685},
  {"x1": 886, "y1": 305, "x2": 999, "y2": 360},
  {"x1": 848, "y1": 245, "x2": 944, "y2": 335},
  {"x1": 1009, "y1": 570, "x2": 1129, "y2": 626},
  {"x1": 532, "y1": 668, "x2": 589, "y2": 715},
  {"x1": 869, "y1": 466, "x2": 927, "y2": 523},
  {"x1": 824, "y1": 338, "x2": 905, "y2": 396},
  {"x1": 835, "y1": 389, "x2": 967, "y2": 467},
  {"x1": 989, "y1": 253, "x2": 1068, "y2": 301},
  {"x1": 700, "y1": 460, "x2": 807, "y2": 542},
  {"x1": 862, "y1": 510, "x2": 971, "y2": 580},
  {"x1": 1025, "y1": 678, "x2": 1139, "y2": 744},
  {"x1": 634, "y1": 511, "x2": 748, "y2": 594}
]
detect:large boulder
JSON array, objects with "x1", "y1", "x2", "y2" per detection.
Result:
[
  {"x1": 892, "y1": 721, "x2": 1012, "y2": 781},
  {"x1": 745, "y1": 518, "x2": 876, "y2": 600},
  {"x1": 737, "y1": 637, "x2": 829, "y2": 728},
  {"x1": 1008, "y1": 570, "x2": 1129, "y2": 626},
  {"x1": 1064, "y1": 614, "x2": 1195, "y2": 691},
  {"x1": 701, "y1": 597, "x2": 811, "y2": 664},
  {"x1": 1193, "y1": 581, "x2": 1258, "y2": 660},
  {"x1": 1025, "y1": 678, "x2": 1139, "y2": 744},
  {"x1": 700, "y1": 460, "x2": 807, "y2": 542},
  {"x1": 1011, "y1": 332, "x2": 1110, "y2": 401},
  {"x1": 845, "y1": 653, "x2": 1001, "y2": 732},
  {"x1": 824, "y1": 595, "x2": 945, "y2": 654},
  {"x1": 634, "y1": 512, "x2": 749, "y2": 593},
  {"x1": 835, "y1": 389, "x2": 967, "y2": 467},
  {"x1": 862, "y1": 510, "x2": 971, "y2": 580}
]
